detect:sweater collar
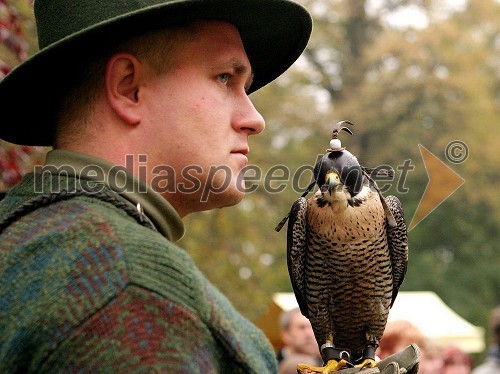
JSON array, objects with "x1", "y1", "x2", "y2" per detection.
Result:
[{"x1": 45, "y1": 149, "x2": 185, "y2": 242}]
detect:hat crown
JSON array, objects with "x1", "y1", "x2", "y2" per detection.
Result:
[{"x1": 34, "y1": 0, "x2": 176, "y2": 49}]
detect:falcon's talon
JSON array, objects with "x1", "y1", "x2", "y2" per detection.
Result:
[
  {"x1": 357, "y1": 358, "x2": 377, "y2": 368},
  {"x1": 297, "y1": 359, "x2": 348, "y2": 374}
]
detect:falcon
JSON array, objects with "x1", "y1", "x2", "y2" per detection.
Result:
[{"x1": 277, "y1": 121, "x2": 408, "y2": 373}]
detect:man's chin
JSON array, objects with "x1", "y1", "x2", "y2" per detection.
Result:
[
  {"x1": 215, "y1": 189, "x2": 245, "y2": 209},
  {"x1": 191, "y1": 186, "x2": 245, "y2": 213}
]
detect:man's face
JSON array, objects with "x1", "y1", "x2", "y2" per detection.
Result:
[
  {"x1": 282, "y1": 311, "x2": 320, "y2": 357},
  {"x1": 141, "y1": 20, "x2": 265, "y2": 216}
]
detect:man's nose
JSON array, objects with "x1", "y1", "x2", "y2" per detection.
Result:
[{"x1": 233, "y1": 95, "x2": 265, "y2": 135}]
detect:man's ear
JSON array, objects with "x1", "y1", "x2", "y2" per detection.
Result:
[
  {"x1": 105, "y1": 53, "x2": 144, "y2": 125},
  {"x1": 281, "y1": 329, "x2": 291, "y2": 346}
]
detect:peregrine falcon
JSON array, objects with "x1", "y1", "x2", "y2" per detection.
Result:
[{"x1": 278, "y1": 121, "x2": 408, "y2": 373}]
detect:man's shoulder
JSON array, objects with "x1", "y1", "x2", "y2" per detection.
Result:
[
  {"x1": 1, "y1": 174, "x2": 161, "y2": 241},
  {"x1": 0, "y1": 179, "x2": 204, "y2": 349},
  {"x1": 3, "y1": 180, "x2": 210, "y2": 307},
  {"x1": 0, "y1": 187, "x2": 145, "y2": 247},
  {"x1": 472, "y1": 358, "x2": 500, "y2": 374},
  {"x1": 0, "y1": 188, "x2": 136, "y2": 299},
  {"x1": 0, "y1": 176, "x2": 188, "y2": 294}
]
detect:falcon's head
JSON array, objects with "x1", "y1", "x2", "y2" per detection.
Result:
[{"x1": 314, "y1": 150, "x2": 364, "y2": 208}]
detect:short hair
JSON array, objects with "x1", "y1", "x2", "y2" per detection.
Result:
[
  {"x1": 54, "y1": 22, "x2": 198, "y2": 146},
  {"x1": 378, "y1": 320, "x2": 426, "y2": 358},
  {"x1": 442, "y1": 346, "x2": 472, "y2": 368},
  {"x1": 280, "y1": 307, "x2": 302, "y2": 331},
  {"x1": 490, "y1": 305, "x2": 500, "y2": 343}
]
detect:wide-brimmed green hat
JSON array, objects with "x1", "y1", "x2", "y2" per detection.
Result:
[{"x1": 0, "y1": 0, "x2": 311, "y2": 146}]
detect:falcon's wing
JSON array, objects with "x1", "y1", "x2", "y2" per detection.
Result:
[
  {"x1": 385, "y1": 195, "x2": 409, "y2": 307},
  {"x1": 286, "y1": 197, "x2": 309, "y2": 318}
]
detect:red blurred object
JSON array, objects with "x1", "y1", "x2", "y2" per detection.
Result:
[
  {"x1": 0, "y1": 0, "x2": 45, "y2": 191},
  {"x1": 0, "y1": 0, "x2": 29, "y2": 63},
  {"x1": 0, "y1": 143, "x2": 47, "y2": 190}
]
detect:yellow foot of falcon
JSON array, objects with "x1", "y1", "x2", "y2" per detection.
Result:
[
  {"x1": 297, "y1": 359, "x2": 348, "y2": 374},
  {"x1": 356, "y1": 358, "x2": 376, "y2": 369}
]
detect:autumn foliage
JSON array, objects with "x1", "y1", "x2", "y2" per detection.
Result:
[{"x1": 0, "y1": 0, "x2": 45, "y2": 191}]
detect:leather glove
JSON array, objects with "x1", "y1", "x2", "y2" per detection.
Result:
[{"x1": 376, "y1": 344, "x2": 420, "y2": 374}]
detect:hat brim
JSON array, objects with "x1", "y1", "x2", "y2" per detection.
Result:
[{"x1": 0, "y1": 0, "x2": 311, "y2": 146}]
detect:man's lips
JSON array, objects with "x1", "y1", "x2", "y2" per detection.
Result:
[
  {"x1": 231, "y1": 147, "x2": 249, "y2": 156},
  {"x1": 231, "y1": 148, "x2": 249, "y2": 166}
]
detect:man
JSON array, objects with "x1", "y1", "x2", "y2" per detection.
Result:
[
  {"x1": 0, "y1": 0, "x2": 312, "y2": 371},
  {"x1": 472, "y1": 306, "x2": 500, "y2": 374},
  {"x1": 278, "y1": 307, "x2": 322, "y2": 366}
]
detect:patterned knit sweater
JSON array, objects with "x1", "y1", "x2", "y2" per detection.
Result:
[{"x1": 0, "y1": 173, "x2": 277, "y2": 373}]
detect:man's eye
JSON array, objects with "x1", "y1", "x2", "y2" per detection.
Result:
[{"x1": 217, "y1": 73, "x2": 230, "y2": 85}]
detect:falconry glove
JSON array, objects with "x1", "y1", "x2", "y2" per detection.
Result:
[
  {"x1": 376, "y1": 344, "x2": 420, "y2": 374},
  {"x1": 315, "y1": 344, "x2": 420, "y2": 374}
]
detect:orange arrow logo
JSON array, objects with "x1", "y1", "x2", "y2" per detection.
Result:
[{"x1": 409, "y1": 144, "x2": 465, "y2": 230}]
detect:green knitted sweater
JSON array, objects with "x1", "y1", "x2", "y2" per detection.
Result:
[{"x1": 0, "y1": 169, "x2": 277, "y2": 372}]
